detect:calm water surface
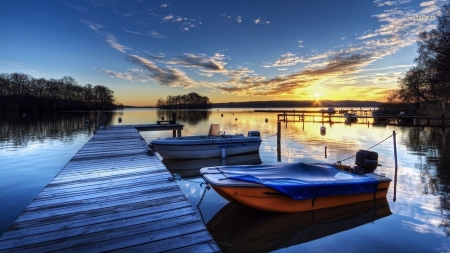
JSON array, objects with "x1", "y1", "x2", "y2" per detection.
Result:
[{"x1": 0, "y1": 108, "x2": 449, "y2": 252}]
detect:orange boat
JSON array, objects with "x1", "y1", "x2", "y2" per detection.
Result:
[{"x1": 200, "y1": 159, "x2": 391, "y2": 213}]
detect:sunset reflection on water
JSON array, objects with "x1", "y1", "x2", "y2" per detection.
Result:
[{"x1": 0, "y1": 108, "x2": 448, "y2": 252}]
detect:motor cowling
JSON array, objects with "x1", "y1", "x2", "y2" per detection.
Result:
[
  {"x1": 248, "y1": 131, "x2": 260, "y2": 137},
  {"x1": 354, "y1": 150, "x2": 378, "y2": 173}
]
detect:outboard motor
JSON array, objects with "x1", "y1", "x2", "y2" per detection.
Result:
[
  {"x1": 353, "y1": 150, "x2": 379, "y2": 174},
  {"x1": 248, "y1": 131, "x2": 261, "y2": 137}
]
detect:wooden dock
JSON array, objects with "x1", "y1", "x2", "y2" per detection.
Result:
[{"x1": 0, "y1": 125, "x2": 220, "y2": 252}]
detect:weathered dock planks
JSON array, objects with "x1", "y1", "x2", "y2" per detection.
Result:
[{"x1": 0, "y1": 125, "x2": 219, "y2": 252}]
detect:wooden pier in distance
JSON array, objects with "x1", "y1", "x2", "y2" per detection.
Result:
[
  {"x1": 269, "y1": 111, "x2": 446, "y2": 127},
  {"x1": 0, "y1": 125, "x2": 219, "y2": 252}
]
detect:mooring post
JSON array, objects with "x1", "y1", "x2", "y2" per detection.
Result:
[
  {"x1": 302, "y1": 113, "x2": 305, "y2": 130},
  {"x1": 172, "y1": 112, "x2": 177, "y2": 137},
  {"x1": 277, "y1": 121, "x2": 281, "y2": 162},
  {"x1": 393, "y1": 130, "x2": 398, "y2": 202},
  {"x1": 172, "y1": 112, "x2": 177, "y2": 124}
]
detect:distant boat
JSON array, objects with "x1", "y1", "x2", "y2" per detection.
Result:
[
  {"x1": 372, "y1": 110, "x2": 390, "y2": 124},
  {"x1": 150, "y1": 124, "x2": 262, "y2": 160},
  {"x1": 372, "y1": 109, "x2": 389, "y2": 117},
  {"x1": 201, "y1": 151, "x2": 391, "y2": 213},
  {"x1": 321, "y1": 107, "x2": 336, "y2": 114},
  {"x1": 343, "y1": 112, "x2": 358, "y2": 123}
]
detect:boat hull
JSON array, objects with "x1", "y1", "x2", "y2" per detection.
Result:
[
  {"x1": 151, "y1": 135, "x2": 261, "y2": 159},
  {"x1": 208, "y1": 181, "x2": 390, "y2": 212}
]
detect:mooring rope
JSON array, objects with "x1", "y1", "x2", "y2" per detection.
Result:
[
  {"x1": 339, "y1": 133, "x2": 393, "y2": 163},
  {"x1": 196, "y1": 183, "x2": 210, "y2": 224}
]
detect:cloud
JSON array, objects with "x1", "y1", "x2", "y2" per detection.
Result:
[
  {"x1": 374, "y1": 0, "x2": 412, "y2": 7},
  {"x1": 165, "y1": 53, "x2": 227, "y2": 72},
  {"x1": 255, "y1": 18, "x2": 270, "y2": 24},
  {"x1": 341, "y1": 36, "x2": 346, "y2": 40},
  {"x1": 106, "y1": 34, "x2": 131, "y2": 53},
  {"x1": 126, "y1": 54, "x2": 196, "y2": 87},
  {"x1": 149, "y1": 30, "x2": 166, "y2": 38}
]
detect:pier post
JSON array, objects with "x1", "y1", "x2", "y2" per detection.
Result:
[
  {"x1": 393, "y1": 131, "x2": 398, "y2": 202},
  {"x1": 172, "y1": 112, "x2": 177, "y2": 137},
  {"x1": 302, "y1": 113, "x2": 305, "y2": 130},
  {"x1": 277, "y1": 121, "x2": 281, "y2": 162}
]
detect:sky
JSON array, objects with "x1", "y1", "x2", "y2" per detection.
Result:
[{"x1": 0, "y1": 0, "x2": 445, "y2": 106}]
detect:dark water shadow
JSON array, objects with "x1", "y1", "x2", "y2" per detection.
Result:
[
  {"x1": 162, "y1": 152, "x2": 262, "y2": 178},
  {"x1": 207, "y1": 198, "x2": 391, "y2": 253}
]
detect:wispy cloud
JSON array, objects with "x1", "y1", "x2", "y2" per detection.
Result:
[
  {"x1": 255, "y1": 18, "x2": 270, "y2": 24},
  {"x1": 106, "y1": 34, "x2": 131, "y2": 53}
]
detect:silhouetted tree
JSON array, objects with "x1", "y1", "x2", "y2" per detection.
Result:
[
  {"x1": 0, "y1": 72, "x2": 121, "y2": 111},
  {"x1": 156, "y1": 92, "x2": 212, "y2": 109},
  {"x1": 397, "y1": 5, "x2": 450, "y2": 104}
]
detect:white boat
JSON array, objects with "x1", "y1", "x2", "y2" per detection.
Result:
[
  {"x1": 150, "y1": 124, "x2": 262, "y2": 159},
  {"x1": 321, "y1": 107, "x2": 336, "y2": 114},
  {"x1": 343, "y1": 112, "x2": 358, "y2": 121}
]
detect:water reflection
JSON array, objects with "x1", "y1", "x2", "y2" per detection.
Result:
[
  {"x1": 207, "y1": 199, "x2": 391, "y2": 253},
  {"x1": 0, "y1": 111, "x2": 96, "y2": 235},
  {"x1": 163, "y1": 152, "x2": 262, "y2": 178},
  {"x1": 402, "y1": 127, "x2": 450, "y2": 236},
  {"x1": 0, "y1": 111, "x2": 97, "y2": 147},
  {"x1": 156, "y1": 110, "x2": 211, "y2": 124}
]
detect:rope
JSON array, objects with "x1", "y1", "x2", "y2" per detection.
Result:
[
  {"x1": 196, "y1": 183, "x2": 210, "y2": 224},
  {"x1": 339, "y1": 133, "x2": 393, "y2": 163}
]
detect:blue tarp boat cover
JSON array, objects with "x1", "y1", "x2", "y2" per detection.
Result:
[{"x1": 223, "y1": 163, "x2": 379, "y2": 200}]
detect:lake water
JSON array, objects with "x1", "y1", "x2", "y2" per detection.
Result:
[{"x1": 0, "y1": 108, "x2": 449, "y2": 252}]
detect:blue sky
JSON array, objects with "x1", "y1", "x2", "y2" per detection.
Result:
[{"x1": 0, "y1": 0, "x2": 444, "y2": 106}]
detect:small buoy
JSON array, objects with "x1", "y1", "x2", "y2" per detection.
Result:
[
  {"x1": 265, "y1": 118, "x2": 268, "y2": 123},
  {"x1": 85, "y1": 119, "x2": 90, "y2": 124},
  {"x1": 235, "y1": 118, "x2": 237, "y2": 121},
  {"x1": 320, "y1": 126, "x2": 326, "y2": 131},
  {"x1": 162, "y1": 117, "x2": 164, "y2": 120},
  {"x1": 221, "y1": 114, "x2": 223, "y2": 117},
  {"x1": 118, "y1": 117, "x2": 122, "y2": 123}
]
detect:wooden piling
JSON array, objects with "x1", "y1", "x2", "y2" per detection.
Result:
[{"x1": 277, "y1": 121, "x2": 281, "y2": 162}]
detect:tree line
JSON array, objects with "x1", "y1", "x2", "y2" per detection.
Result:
[
  {"x1": 0, "y1": 72, "x2": 122, "y2": 111},
  {"x1": 384, "y1": 4, "x2": 450, "y2": 115},
  {"x1": 156, "y1": 92, "x2": 212, "y2": 109}
]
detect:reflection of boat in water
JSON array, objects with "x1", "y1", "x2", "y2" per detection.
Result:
[
  {"x1": 207, "y1": 198, "x2": 391, "y2": 253},
  {"x1": 201, "y1": 151, "x2": 391, "y2": 212},
  {"x1": 162, "y1": 152, "x2": 262, "y2": 178},
  {"x1": 150, "y1": 124, "x2": 262, "y2": 159},
  {"x1": 373, "y1": 118, "x2": 390, "y2": 125},
  {"x1": 343, "y1": 112, "x2": 358, "y2": 123}
]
